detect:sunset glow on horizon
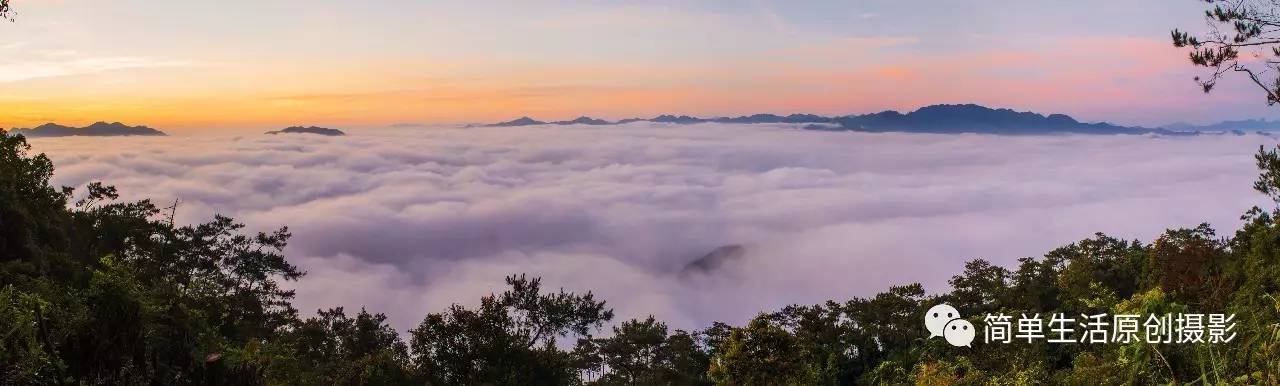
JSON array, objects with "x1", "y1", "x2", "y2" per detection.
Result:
[{"x1": 3, "y1": 0, "x2": 1277, "y2": 132}]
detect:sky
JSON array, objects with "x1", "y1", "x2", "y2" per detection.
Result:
[{"x1": 2, "y1": 0, "x2": 1279, "y2": 131}]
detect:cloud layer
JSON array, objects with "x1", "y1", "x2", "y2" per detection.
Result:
[{"x1": 26, "y1": 124, "x2": 1274, "y2": 331}]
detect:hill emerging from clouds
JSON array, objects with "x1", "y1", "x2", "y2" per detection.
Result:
[
  {"x1": 484, "y1": 104, "x2": 1200, "y2": 135},
  {"x1": 266, "y1": 126, "x2": 347, "y2": 136},
  {"x1": 8, "y1": 122, "x2": 167, "y2": 137}
]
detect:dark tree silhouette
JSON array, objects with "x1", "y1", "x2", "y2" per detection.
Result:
[{"x1": 1173, "y1": 0, "x2": 1280, "y2": 104}]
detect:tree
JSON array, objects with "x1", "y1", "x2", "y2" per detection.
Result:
[
  {"x1": 708, "y1": 316, "x2": 813, "y2": 385},
  {"x1": 1047, "y1": 233, "x2": 1145, "y2": 314},
  {"x1": 266, "y1": 307, "x2": 412, "y2": 385},
  {"x1": 1172, "y1": 0, "x2": 1280, "y2": 104},
  {"x1": 0, "y1": 129, "x2": 308, "y2": 384},
  {"x1": 581, "y1": 316, "x2": 711, "y2": 385},
  {"x1": 408, "y1": 274, "x2": 613, "y2": 385},
  {"x1": 1148, "y1": 224, "x2": 1230, "y2": 307},
  {"x1": 946, "y1": 259, "x2": 1010, "y2": 315}
]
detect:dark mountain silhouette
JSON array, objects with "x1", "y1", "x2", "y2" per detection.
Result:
[
  {"x1": 1162, "y1": 118, "x2": 1280, "y2": 132},
  {"x1": 487, "y1": 117, "x2": 547, "y2": 127},
  {"x1": 266, "y1": 126, "x2": 346, "y2": 136},
  {"x1": 9, "y1": 122, "x2": 167, "y2": 137},
  {"x1": 649, "y1": 114, "x2": 706, "y2": 124},
  {"x1": 711, "y1": 113, "x2": 836, "y2": 124},
  {"x1": 826, "y1": 104, "x2": 1164, "y2": 135},
  {"x1": 680, "y1": 244, "x2": 747, "y2": 275},
  {"x1": 481, "y1": 104, "x2": 1208, "y2": 135},
  {"x1": 552, "y1": 116, "x2": 611, "y2": 125}
]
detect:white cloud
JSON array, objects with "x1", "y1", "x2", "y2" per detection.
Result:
[
  {"x1": 0, "y1": 45, "x2": 195, "y2": 83},
  {"x1": 26, "y1": 124, "x2": 1274, "y2": 332}
]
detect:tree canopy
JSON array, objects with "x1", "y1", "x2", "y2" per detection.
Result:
[{"x1": 1172, "y1": 0, "x2": 1280, "y2": 104}]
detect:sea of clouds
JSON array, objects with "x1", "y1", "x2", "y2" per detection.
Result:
[{"x1": 24, "y1": 123, "x2": 1276, "y2": 332}]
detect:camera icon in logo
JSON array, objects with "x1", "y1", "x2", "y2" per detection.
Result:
[{"x1": 924, "y1": 303, "x2": 974, "y2": 347}]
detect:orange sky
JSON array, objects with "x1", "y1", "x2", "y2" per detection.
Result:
[{"x1": 0, "y1": 0, "x2": 1274, "y2": 132}]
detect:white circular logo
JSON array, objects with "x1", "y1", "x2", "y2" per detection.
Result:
[
  {"x1": 924, "y1": 303, "x2": 971, "y2": 347},
  {"x1": 943, "y1": 319, "x2": 975, "y2": 347},
  {"x1": 924, "y1": 303, "x2": 960, "y2": 338}
]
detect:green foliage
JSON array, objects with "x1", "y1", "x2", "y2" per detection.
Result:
[
  {"x1": 0, "y1": 285, "x2": 60, "y2": 384},
  {"x1": 408, "y1": 274, "x2": 613, "y2": 385},
  {"x1": 578, "y1": 316, "x2": 711, "y2": 385},
  {"x1": 1254, "y1": 145, "x2": 1280, "y2": 201},
  {"x1": 266, "y1": 307, "x2": 412, "y2": 385},
  {"x1": 709, "y1": 316, "x2": 814, "y2": 385},
  {"x1": 0, "y1": 127, "x2": 314, "y2": 384}
]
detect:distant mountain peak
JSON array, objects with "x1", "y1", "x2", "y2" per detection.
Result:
[
  {"x1": 265, "y1": 126, "x2": 346, "y2": 136},
  {"x1": 554, "y1": 116, "x2": 611, "y2": 125},
  {"x1": 487, "y1": 117, "x2": 547, "y2": 127},
  {"x1": 913, "y1": 103, "x2": 990, "y2": 112},
  {"x1": 9, "y1": 122, "x2": 166, "y2": 137},
  {"x1": 34, "y1": 122, "x2": 74, "y2": 130},
  {"x1": 831, "y1": 104, "x2": 1152, "y2": 134},
  {"x1": 650, "y1": 114, "x2": 704, "y2": 124},
  {"x1": 681, "y1": 244, "x2": 747, "y2": 275},
  {"x1": 1162, "y1": 118, "x2": 1280, "y2": 132}
]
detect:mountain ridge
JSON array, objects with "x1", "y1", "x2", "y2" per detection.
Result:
[
  {"x1": 1162, "y1": 118, "x2": 1280, "y2": 132},
  {"x1": 476, "y1": 104, "x2": 1205, "y2": 135},
  {"x1": 265, "y1": 126, "x2": 346, "y2": 136},
  {"x1": 8, "y1": 122, "x2": 167, "y2": 137}
]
